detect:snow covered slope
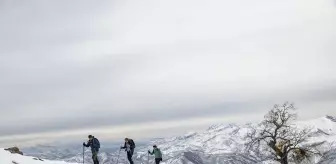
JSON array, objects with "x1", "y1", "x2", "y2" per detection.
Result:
[
  {"x1": 23, "y1": 116, "x2": 336, "y2": 164},
  {"x1": 0, "y1": 148, "x2": 77, "y2": 164}
]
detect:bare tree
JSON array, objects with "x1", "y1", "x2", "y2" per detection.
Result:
[{"x1": 245, "y1": 102, "x2": 323, "y2": 164}]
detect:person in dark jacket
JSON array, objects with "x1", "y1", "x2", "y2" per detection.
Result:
[
  {"x1": 120, "y1": 138, "x2": 135, "y2": 164},
  {"x1": 83, "y1": 135, "x2": 100, "y2": 164},
  {"x1": 148, "y1": 145, "x2": 163, "y2": 164}
]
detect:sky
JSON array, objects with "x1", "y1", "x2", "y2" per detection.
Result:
[{"x1": 0, "y1": 0, "x2": 336, "y2": 147}]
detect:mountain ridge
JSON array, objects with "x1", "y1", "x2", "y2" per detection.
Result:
[{"x1": 21, "y1": 115, "x2": 336, "y2": 164}]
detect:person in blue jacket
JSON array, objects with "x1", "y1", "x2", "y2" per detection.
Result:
[{"x1": 83, "y1": 135, "x2": 100, "y2": 164}]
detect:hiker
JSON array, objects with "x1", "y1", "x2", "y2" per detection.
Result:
[
  {"x1": 148, "y1": 145, "x2": 163, "y2": 164},
  {"x1": 83, "y1": 135, "x2": 100, "y2": 164},
  {"x1": 120, "y1": 138, "x2": 135, "y2": 164}
]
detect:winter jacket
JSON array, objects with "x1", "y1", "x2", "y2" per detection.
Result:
[
  {"x1": 83, "y1": 137, "x2": 100, "y2": 153},
  {"x1": 149, "y1": 148, "x2": 162, "y2": 159}
]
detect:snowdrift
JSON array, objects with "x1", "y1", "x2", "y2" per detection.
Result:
[
  {"x1": 0, "y1": 148, "x2": 76, "y2": 164},
  {"x1": 22, "y1": 116, "x2": 336, "y2": 164}
]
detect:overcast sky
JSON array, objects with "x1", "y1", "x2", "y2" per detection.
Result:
[{"x1": 0, "y1": 0, "x2": 336, "y2": 147}]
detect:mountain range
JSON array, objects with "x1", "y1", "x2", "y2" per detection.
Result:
[{"x1": 19, "y1": 115, "x2": 336, "y2": 164}]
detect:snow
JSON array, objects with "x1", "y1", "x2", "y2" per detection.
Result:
[
  {"x1": 0, "y1": 148, "x2": 77, "y2": 164},
  {"x1": 142, "y1": 115, "x2": 336, "y2": 163},
  {"x1": 295, "y1": 116, "x2": 336, "y2": 142},
  {"x1": 17, "y1": 115, "x2": 336, "y2": 164}
]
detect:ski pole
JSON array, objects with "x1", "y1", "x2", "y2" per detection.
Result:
[
  {"x1": 147, "y1": 152, "x2": 149, "y2": 164},
  {"x1": 82, "y1": 146, "x2": 84, "y2": 164},
  {"x1": 116, "y1": 148, "x2": 121, "y2": 164}
]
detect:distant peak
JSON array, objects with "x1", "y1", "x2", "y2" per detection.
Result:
[
  {"x1": 325, "y1": 115, "x2": 336, "y2": 122},
  {"x1": 207, "y1": 124, "x2": 224, "y2": 130}
]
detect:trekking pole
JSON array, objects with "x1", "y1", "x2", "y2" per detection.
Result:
[
  {"x1": 116, "y1": 148, "x2": 121, "y2": 164},
  {"x1": 147, "y1": 152, "x2": 149, "y2": 164},
  {"x1": 82, "y1": 145, "x2": 85, "y2": 164}
]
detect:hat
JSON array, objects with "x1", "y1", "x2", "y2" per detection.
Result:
[
  {"x1": 88, "y1": 135, "x2": 93, "y2": 138},
  {"x1": 153, "y1": 145, "x2": 157, "y2": 148}
]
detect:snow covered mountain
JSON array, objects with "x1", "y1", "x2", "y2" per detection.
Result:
[
  {"x1": 23, "y1": 116, "x2": 336, "y2": 164},
  {"x1": 22, "y1": 141, "x2": 149, "y2": 164},
  {"x1": 0, "y1": 148, "x2": 77, "y2": 164}
]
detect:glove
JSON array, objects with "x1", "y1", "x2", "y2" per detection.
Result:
[
  {"x1": 83, "y1": 142, "x2": 86, "y2": 146},
  {"x1": 148, "y1": 150, "x2": 150, "y2": 154}
]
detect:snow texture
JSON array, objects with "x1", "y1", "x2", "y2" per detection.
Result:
[
  {"x1": 0, "y1": 148, "x2": 78, "y2": 164},
  {"x1": 21, "y1": 116, "x2": 336, "y2": 164}
]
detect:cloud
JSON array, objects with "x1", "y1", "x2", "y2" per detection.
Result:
[
  {"x1": 0, "y1": 0, "x2": 336, "y2": 145},
  {"x1": 0, "y1": 112, "x2": 266, "y2": 148}
]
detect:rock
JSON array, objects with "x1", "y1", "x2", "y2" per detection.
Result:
[
  {"x1": 33, "y1": 157, "x2": 44, "y2": 161},
  {"x1": 326, "y1": 115, "x2": 336, "y2": 122},
  {"x1": 5, "y1": 147, "x2": 23, "y2": 155}
]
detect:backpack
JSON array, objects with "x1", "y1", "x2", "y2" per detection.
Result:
[
  {"x1": 93, "y1": 138, "x2": 100, "y2": 149},
  {"x1": 129, "y1": 139, "x2": 135, "y2": 148}
]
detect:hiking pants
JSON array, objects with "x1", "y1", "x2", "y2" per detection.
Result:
[
  {"x1": 127, "y1": 149, "x2": 134, "y2": 164},
  {"x1": 155, "y1": 158, "x2": 162, "y2": 164},
  {"x1": 92, "y1": 150, "x2": 99, "y2": 164}
]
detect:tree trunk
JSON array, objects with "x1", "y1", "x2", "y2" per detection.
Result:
[
  {"x1": 281, "y1": 161, "x2": 288, "y2": 164},
  {"x1": 280, "y1": 156, "x2": 288, "y2": 164}
]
